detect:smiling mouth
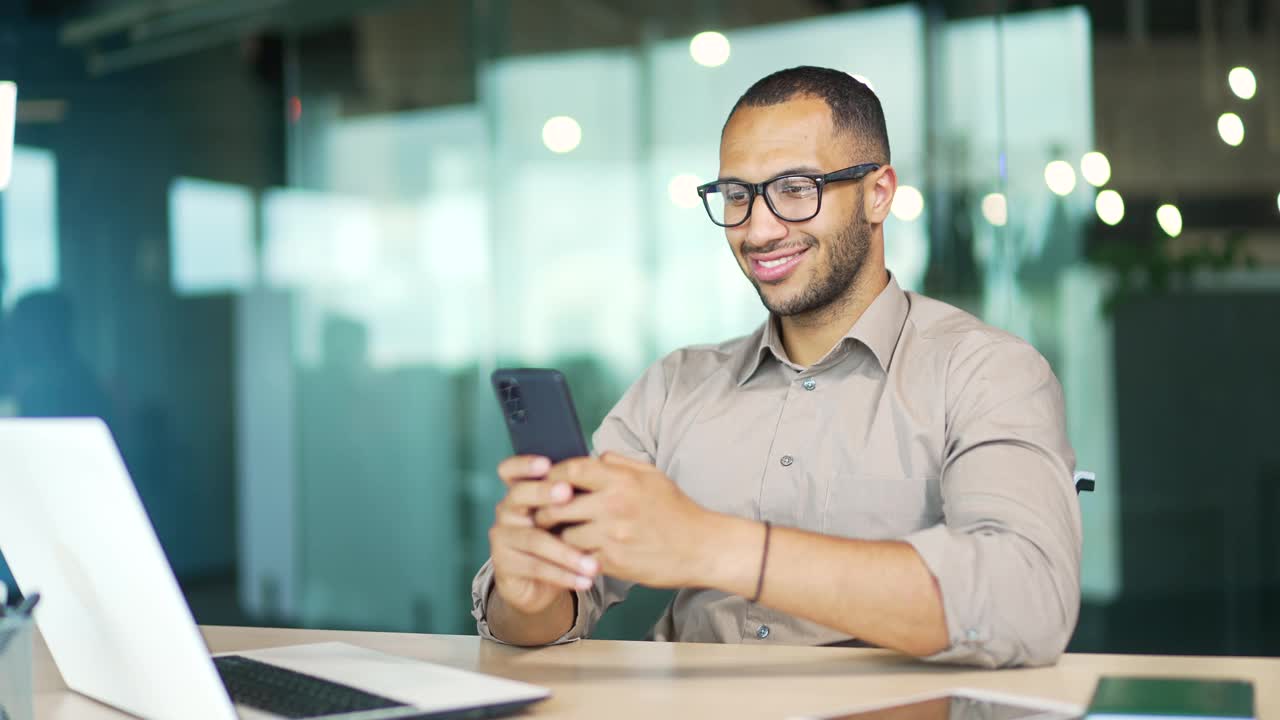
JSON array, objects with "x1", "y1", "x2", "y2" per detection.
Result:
[{"x1": 749, "y1": 247, "x2": 809, "y2": 283}]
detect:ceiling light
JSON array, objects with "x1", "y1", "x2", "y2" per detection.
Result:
[
  {"x1": 1080, "y1": 152, "x2": 1111, "y2": 187},
  {"x1": 1156, "y1": 204, "x2": 1182, "y2": 238},
  {"x1": 1228, "y1": 67, "x2": 1257, "y2": 100},
  {"x1": 542, "y1": 116, "x2": 582, "y2": 154},
  {"x1": 1044, "y1": 160, "x2": 1077, "y2": 196},
  {"x1": 1096, "y1": 189, "x2": 1125, "y2": 226},
  {"x1": 981, "y1": 193, "x2": 1008, "y2": 227},
  {"x1": 891, "y1": 185, "x2": 924, "y2": 222},
  {"x1": 1217, "y1": 112, "x2": 1244, "y2": 146},
  {"x1": 689, "y1": 32, "x2": 730, "y2": 68}
]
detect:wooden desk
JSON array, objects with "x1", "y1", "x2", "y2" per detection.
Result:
[{"x1": 33, "y1": 626, "x2": 1280, "y2": 719}]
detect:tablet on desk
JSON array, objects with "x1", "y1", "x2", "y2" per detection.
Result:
[{"x1": 792, "y1": 688, "x2": 1084, "y2": 720}]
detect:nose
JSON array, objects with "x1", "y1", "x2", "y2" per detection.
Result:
[{"x1": 740, "y1": 194, "x2": 788, "y2": 249}]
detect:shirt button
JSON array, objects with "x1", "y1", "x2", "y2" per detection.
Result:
[
  {"x1": 756, "y1": 625, "x2": 771, "y2": 639},
  {"x1": 965, "y1": 628, "x2": 979, "y2": 642},
  {"x1": 780, "y1": 455, "x2": 794, "y2": 467},
  {"x1": 802, "y1": 379, "x2": 816, "y2": 391}
]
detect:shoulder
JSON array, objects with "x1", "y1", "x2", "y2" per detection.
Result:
[
  {"x1": 644, "y1": 327, "x2": 761, "y2": 390},
  {"x1": 901, "y1": 291, "x2": 1047, "y2": 371},
  {"x1": 900, "y1": 293, "x2": 1060, "y2": 424}
]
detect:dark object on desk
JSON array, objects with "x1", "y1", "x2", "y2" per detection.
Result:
[
  {"x1": 0, "y1": 613, "x2": 33, "y2": 720},
  {"x1": 0, "y1": 594, "x2": 39, "y2": 655},
  {"x1": 213, "y1": 655, "x2": 534, "y2": 720},
  {"x1": 798, "y1": 689, "x2": 1080, "y2": 720},
  {"x1": 1086, "y1": 676, "x2": 1255, "y2": 720},
  {"x1": 215, "y1": 655, "x2": 406, "y2": 718}
]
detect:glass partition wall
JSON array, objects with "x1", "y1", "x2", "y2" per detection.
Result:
[
  {"x1": 3, "y1": 0, "x2": 1276, "y2": 653},
  {"x1": 253, "y1": 3, "x2": 1107, "y2": 638}
]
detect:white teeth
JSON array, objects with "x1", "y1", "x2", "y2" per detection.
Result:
[{"x1": 758, "y1": 252, "x2": 801, "y2": 269}]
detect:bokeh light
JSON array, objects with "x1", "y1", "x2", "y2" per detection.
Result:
[
  {"x1": 689, "y1": 32, "x2": 731, "y2": 67},
  {"x1": 1080, "y1": 151, "x2": 1111, "y2": 187},
  {"x1": 667, "y1": 174, "x2": 701, "y2": 209},
  {"x1": 1228, "y1": 67, "x2": 1257, "y2": 100},
  {"x1": 981, "y1": 192, "x2": 1008, "y2": 227},
  {"x1": 1156, "y1": 204, "x2": 1183, "y2": 238},
  {"x1": 1044, "y1": 160, "x2": 1077, "y2": 196},
  {"x1": 1096, "y1": 189, "x2": 1125, "y2": 226},
  {"x1": 1217, "y1": 112, "x2": 1244, "y2": 147},
  {"x1": 541, "y1": 115, "x2": 582, "y2": 154},
  {"x1": 891, "y1": 185, "x2": 924, "y2": 222}
]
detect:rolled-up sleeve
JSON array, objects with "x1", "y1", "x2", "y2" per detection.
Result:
[
  {"x1": 470, "y1": 355, "x2": 672, "y2": 644},
  {"x1": 470, "y1": 558, "x2": 632, "y2": 645},
  {"x1": 902, "y1": 338, "x2": 1082, "y2": 668}
]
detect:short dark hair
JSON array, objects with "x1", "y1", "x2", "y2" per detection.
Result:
[{"x1": 725, "y1": 65, "x2": 890, "y2": 163}]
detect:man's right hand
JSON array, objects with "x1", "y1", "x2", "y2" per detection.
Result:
[{"x1": 489, "y1": 455, "x2": 599, "y2": 617}]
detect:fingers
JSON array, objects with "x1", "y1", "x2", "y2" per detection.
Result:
[
  {"x1": 559, "y1": 521, "x2": 609, "y2": 553},
  {"x1": 533, "y1": 491, "x2": 605, "y2": 529},
  {"x1": 497, "y1": 455, "x2": 551, "y2": 487},
  {"x1": 490, "y1": 525, "x2": 599, "y2": 590},
  {"x1": 498, "y1": 477, "x2": 574, "y2": 516},
  {"x1": 545, "y1": 457, "x2": 622, "y2": 493}
]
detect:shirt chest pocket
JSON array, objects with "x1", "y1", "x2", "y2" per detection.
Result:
[
  {"x1": 821, "y1": 472, "x2": 940, "y2": 539},
  {"x1": 817, "y1": 399, "x2": 945, "y2": 539}
]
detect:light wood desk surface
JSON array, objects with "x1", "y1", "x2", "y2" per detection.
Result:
[{"x1": 33, "y1": 625, "x2": 1280, "y2": 719}]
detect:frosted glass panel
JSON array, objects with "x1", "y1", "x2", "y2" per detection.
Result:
[
  {"x1": 169, "y1": 177, "x2": 256, "y2": 295},
  {"x1": 2, "y1": 146, "x2": 59, "y2": 308},
  {"x1": 259, "y1": 3, "x2": 1110, "y2": 639}
]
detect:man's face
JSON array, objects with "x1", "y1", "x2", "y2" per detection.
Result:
[{"x1": 718, "y1": 96, "x2": 873, "y2": 318}]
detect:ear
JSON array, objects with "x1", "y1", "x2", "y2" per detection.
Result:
[{"x1": 865, "y1": 165, "x2": 898, "y2": 225}]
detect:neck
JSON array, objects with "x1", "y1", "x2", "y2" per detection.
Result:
[{"x1": 778, "y1": 262, "x2": 889, "y2": 368}]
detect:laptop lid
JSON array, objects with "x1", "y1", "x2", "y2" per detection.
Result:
[
  {"x1": 0, "y1": 418, "x2": 551, "y2": 720},
  {"x1": 0, "y1": 418, "x2": 238, "y2": 720}
]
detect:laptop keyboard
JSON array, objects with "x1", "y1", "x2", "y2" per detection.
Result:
[{"x1": 214, "y1": 654, "x2": 410, "y2": 718}]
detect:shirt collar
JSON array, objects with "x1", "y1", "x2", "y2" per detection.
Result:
[{"x1": 733, "y1": 272, "x2": 910, "y2": 386}]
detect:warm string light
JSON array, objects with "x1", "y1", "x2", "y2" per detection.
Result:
[
  {"x1": 689, "y1": 32, "x2": 730, "y2": 67},
  {"x1": 1228, "y1": 67, "x2": 1257, "y2": 100},
  {"x1": 1156, "y1": 204, "x2": 1182, "y2": 238},
  {"x1": 1095, "y1": 190, "x2": 1125, "y2": 226},
  {"x1": 541, "y1": 116, "x2": 582, "y2": 154},
  {"x1": 891, "y1": 185, "x2": 924, "y2": 222},
  {"x1": 981, "y1": 193, "x2": 1008, "y2": 227}
]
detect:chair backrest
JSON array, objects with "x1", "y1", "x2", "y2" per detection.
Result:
[{"x1": 1074, "y1": 470, "x2": 1096, "y2": 495}]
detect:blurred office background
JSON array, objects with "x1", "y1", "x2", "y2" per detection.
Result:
[{"x1": 0, "y1": 0, "x2": 1277, "y2": 655}]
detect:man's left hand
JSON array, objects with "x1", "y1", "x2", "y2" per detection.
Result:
[{"x1": 533, "y1": 453, "x2": 720, "y2": 589}]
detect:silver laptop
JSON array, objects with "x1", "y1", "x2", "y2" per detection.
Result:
[{"x1": 0, "y1": 418, "x2": 549, "y2": 719}]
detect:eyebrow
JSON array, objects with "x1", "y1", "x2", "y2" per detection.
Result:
[{"x1": 714, "y1": 165, "x2": 825, "y2": 184}]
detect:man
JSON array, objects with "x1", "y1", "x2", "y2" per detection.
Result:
[{"x1": 470, "y1": 66, "x2": 1081, "y2": 668}]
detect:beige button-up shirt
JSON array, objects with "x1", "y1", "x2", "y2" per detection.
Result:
[{"x1": 472, "y1": 274, "x2": 1082, "y2": 667}]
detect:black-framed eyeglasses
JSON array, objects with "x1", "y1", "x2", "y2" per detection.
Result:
[{"x1": 695, "y1": 163, "x2": 882, "y2": 228}]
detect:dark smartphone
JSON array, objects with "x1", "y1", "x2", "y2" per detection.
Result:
[
  {"x1": 491, "y1": 368, "x2": 590, "y2": 534},
  {"x1": 491, "y1": 368, "x2": 590, "y2": 463}
]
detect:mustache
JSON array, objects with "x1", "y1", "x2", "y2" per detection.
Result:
[{"x1": 740, "y1": 236, "x2": 818, "y2": 257}]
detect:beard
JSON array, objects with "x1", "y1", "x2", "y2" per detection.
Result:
[{"x1": 746, "y1": 204, "x2": 871, "y2": 319}]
